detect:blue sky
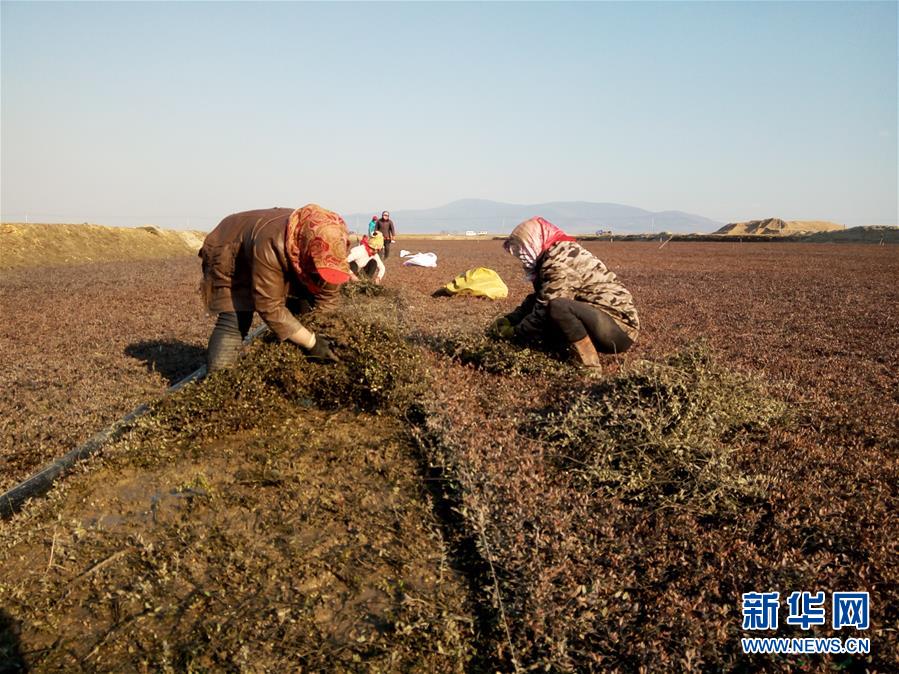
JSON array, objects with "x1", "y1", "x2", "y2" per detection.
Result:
[{"x1": 2, "y1": 1, "x2": 896, "y2": 229}]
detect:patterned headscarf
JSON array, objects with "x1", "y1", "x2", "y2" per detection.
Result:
[
  {"x1": 503, "y1": 217, "x2": 576, "y2": 281},
  {"x1": 285, "y1": 204, "x2": 351, "y2": 293}
]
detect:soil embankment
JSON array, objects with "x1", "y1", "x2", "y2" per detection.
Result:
[
  {"x1": 0, "y1": 222, "x2": 205, "y2": 269},
  {"x1": 581, "y1": 224, "x2": 898, "y2": 243},
  {"x1": 714, "y1": 217, "x2": 844, "y2": 236}
]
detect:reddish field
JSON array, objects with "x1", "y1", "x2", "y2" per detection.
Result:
[
  {"x1": 4, "y1": 242, "x2": 895, "y2": 490},
  {"x1": 0, "y1": 257, "x2": 216, "y2": 491},
  {"x1": 1, "y1": 241, "x2": 897, "y2": 671},
  {"x1": 396, "y1": 240, "x2": 898, "y2": 670}
]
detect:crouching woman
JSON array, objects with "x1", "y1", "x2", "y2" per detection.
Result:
[
  {"x1": 199, "y1": 204, "x2": 350, "y2": 371},
  {"x1": 492, "y1": 217, "x2": 640, "y2": 369},
  {"x1": 347, "y1": 231, "x2": 387, "y2": 283}
]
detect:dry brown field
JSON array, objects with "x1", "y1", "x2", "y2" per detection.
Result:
[{"x1": 1, "y1": 240, "x2": 896, "y2": 671}]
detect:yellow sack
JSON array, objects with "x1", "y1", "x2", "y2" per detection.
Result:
[{"x1": 440, "y1": 267, "x2": 508, "y2": 300}]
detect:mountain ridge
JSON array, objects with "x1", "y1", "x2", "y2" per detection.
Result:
[{"x1": 345, "y1": 199, "x2": 722, "y2": 234}]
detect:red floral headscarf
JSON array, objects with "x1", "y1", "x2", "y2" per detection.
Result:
[
  {"x1": 504, "y1": 217, "x2": 575, "y2": 281},
  {"x1": 285, "y1": 204, "x2": 351, "y2": 293}
]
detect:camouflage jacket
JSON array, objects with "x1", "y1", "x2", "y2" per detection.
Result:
[{"x1": 507, "y1": 241, "x2": 640, "y2": 341}]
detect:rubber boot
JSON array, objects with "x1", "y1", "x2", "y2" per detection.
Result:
[
  {"x1": 207, "y1": 312, "x2": 248, "y2": 372},
  {"x1": 571, "y1": 336, "x2": 602, "y2": 370}
]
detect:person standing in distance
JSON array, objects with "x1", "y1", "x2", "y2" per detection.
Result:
[{"x1": 375, "y1": 211, "x2": 396, "y2": 259}]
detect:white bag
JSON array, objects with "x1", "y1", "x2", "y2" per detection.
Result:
[{"x1": 402, "y1": 252, "x2": 438, "y2": 268}]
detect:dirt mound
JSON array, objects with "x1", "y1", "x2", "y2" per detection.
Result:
[
  {"x1": 715, "y1": 218, "x2": 844, "y2": 236},
  {"x1": 802, "y1": 224, "x2": 899, "y2": 243},
  {"x1": 0, "y1": 222, "x2": 206, "y2": 269}
]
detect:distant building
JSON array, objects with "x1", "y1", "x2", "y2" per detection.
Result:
[{"x1": 465, "y1": 230, "x2": 477, "y2": 237}]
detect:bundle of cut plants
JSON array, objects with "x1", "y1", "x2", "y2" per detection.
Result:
[
  {"x1": 531, "y1": 346, "x2": 785, "y2": 514},
  {"x1": 421, "y1": 332, "x2": 576, "y2": 377}
]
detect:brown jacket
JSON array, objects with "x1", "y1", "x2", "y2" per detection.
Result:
[{"x1": 199, "y1": 208, "x2": 339, "y2": 340}]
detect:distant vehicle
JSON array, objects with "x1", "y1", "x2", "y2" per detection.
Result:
[
  {"x1": 595, "y1": 229, "x2": 612, "y2": 235},
  {"x1": 465, "y1": 230, "x2": 477, "y2": 237}
]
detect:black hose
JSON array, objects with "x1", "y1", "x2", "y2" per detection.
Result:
[{"x1": 1, "y1": 325, "x2": 268, "y2": 519}]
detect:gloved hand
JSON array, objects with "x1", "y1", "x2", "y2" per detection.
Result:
[
  {"x1": 489, "y1": 316, "x2": 516, "y2": 340},
  {"x1": 304, "y1": 335, "x2": 340, "y2": 363}
]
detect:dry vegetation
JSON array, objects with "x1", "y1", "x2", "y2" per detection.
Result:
[
  {"x1": 1, "y1": 239, "x2": 897, "y2": 672},
  {"x1": 0, "y1": 223, "x2": 203, "y2": 269}
]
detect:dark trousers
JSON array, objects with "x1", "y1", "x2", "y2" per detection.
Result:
[
  {"x1": 350, "y1": 258, "x2": 380, "y2": 281},
  {"x1": 381, "y1": 240, "x2": 392, "y2": 259},
  {"x1": 206, "y1": 288, "x2": 318, "y2": 371},
  {"x1": 547, "y1": 298, "x2": 633, "y2": 354},
  {"x1": 207, "y1": 311, "x2": 253, "y2": 372}
]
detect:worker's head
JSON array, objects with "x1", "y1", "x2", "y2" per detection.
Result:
[
  {"x1": 503, "y1": 234, "x2": 536, "y2": 274},
  {"x1": 504, "y1": 217, "x2": 573, "y2": 281},
  {"x1": 286, "y1": 204, "x2": 352, "y2": 291},
  {"x1": 381, "y1": 211, "x2": 390, "y2": 220},
  {"x1": 371, "y1": 215, "x2": 379, "y2": 221},
  {"x1": 368, "y1": 231, "x2": 385, "y2": 250}
]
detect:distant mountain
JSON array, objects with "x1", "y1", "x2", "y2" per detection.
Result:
[{"x1": 345, "y1": 199, "x2": 721, "y2": 234}]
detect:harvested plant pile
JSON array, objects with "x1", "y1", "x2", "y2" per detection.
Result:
[
  {"x1": 531, "y1": 346, "x2": 784, "y2": 513},
  {"x1": 423, "y1": 332, "x2": 575, "y2": 377}
]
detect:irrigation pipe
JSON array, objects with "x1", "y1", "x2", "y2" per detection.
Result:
[{"x1": 1, "y1": 325, "x2": 269, "y2": 519}]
